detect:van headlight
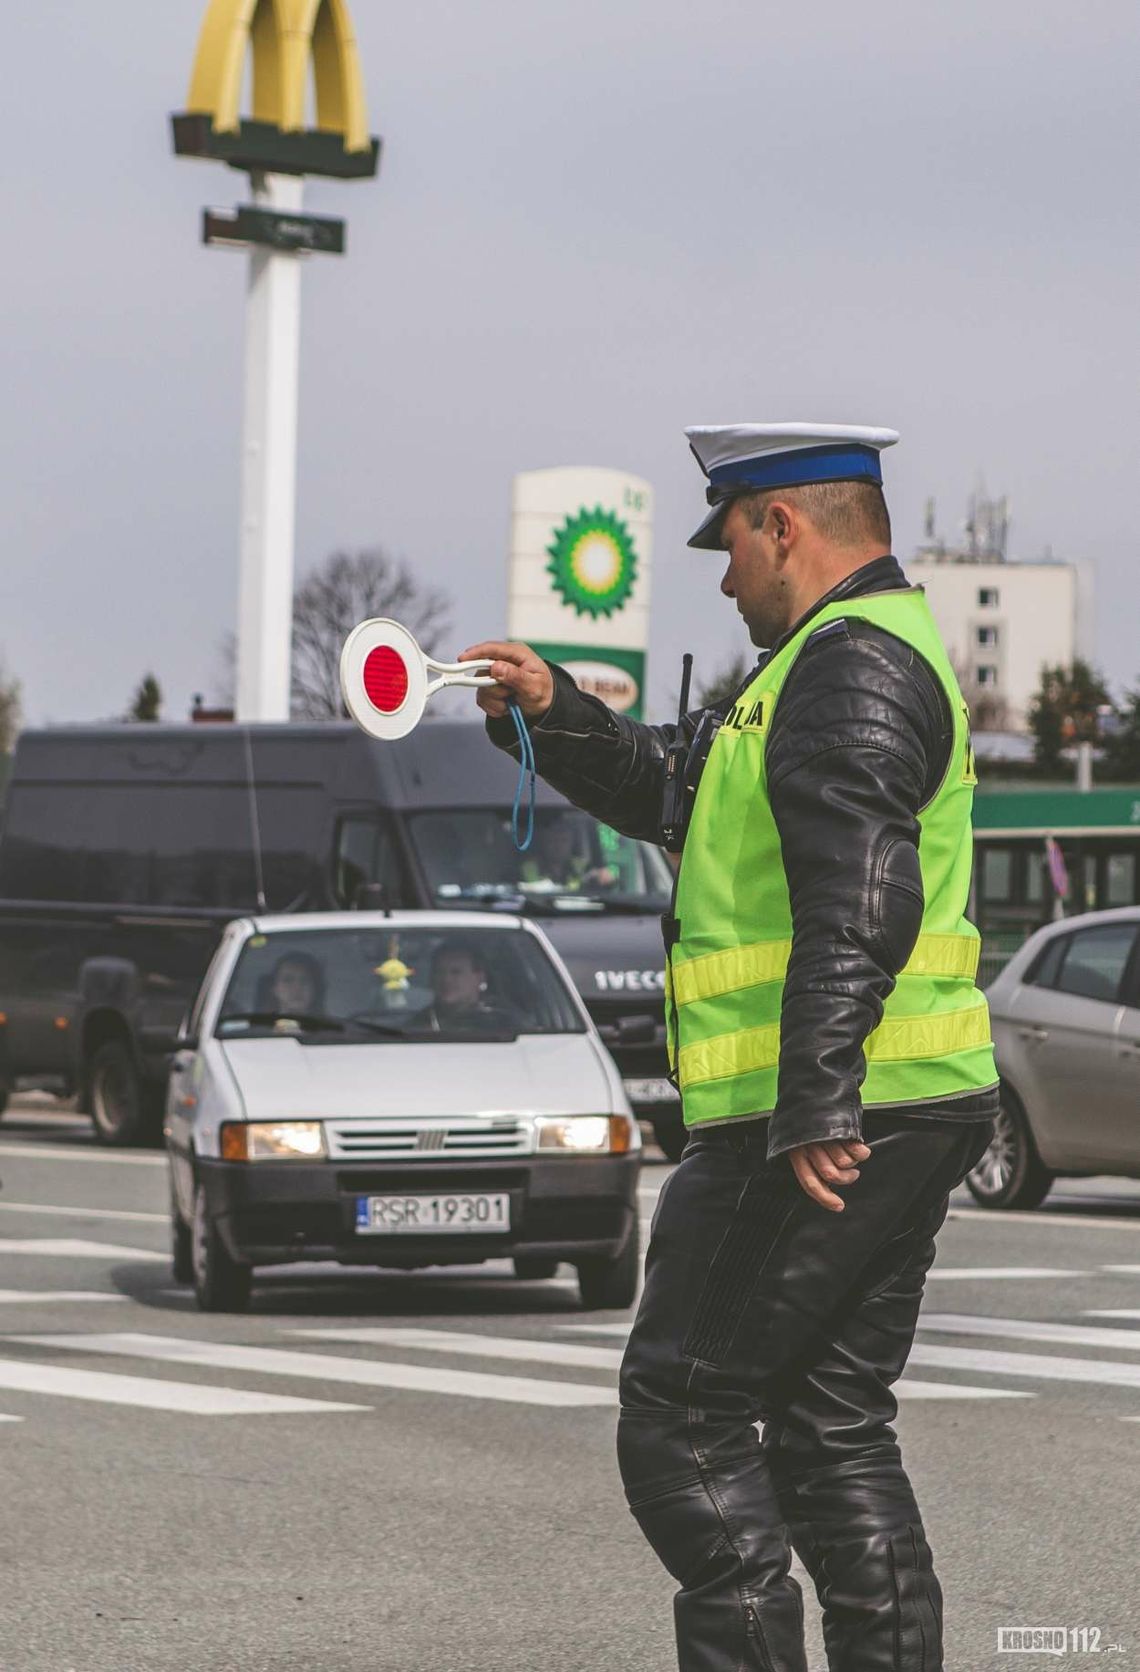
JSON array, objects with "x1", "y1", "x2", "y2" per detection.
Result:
[
  {"x1": 220, "y1": 1121, "x2": 326, "y2": 1161},
  {"x1": 535, "y1": 1115, "x2": 639, "y2": 1154}
]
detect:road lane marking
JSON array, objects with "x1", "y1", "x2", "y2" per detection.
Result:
[
  {"x1": 17, "y1": 1333, "x2": 615, "y2": 1409},
  {"x1": 0, "y1": 1291, "x2": 127, "y2": 1304},
  {"x1": 927, "y1": 1267, "x2": 1090, "y2": 1280},
  {"x1": 908, "y1": 1343, "x2": 1140, "y2": 1389},
  {"x1": 0, "y1": 1239, "x2": 165, "y2": 1262},
  {"x1": 1087, "y1": 1310, "x2": 1140, "y2": 1320},
  {"x1": 0, "y1": 1357, "x2": 366, "y2": 1415},
  {"x1": 1102, "y1": 1265, "x2": 1140, "y2": 1274},
  {"x1": 920, "y1": 1314, "x2": 1140, "y2": 1352},
  {"x1": 292, "y1": 1328, "x2": 1030, "y2": 1398},
  {"x1": 892, "y1": 1381, "x2": 1032, "y2": 1400},
  {"x1": 947, "y1": 1208, "x2": 1140, "y2": 1231},
  {"x1": 295, "y1": 1326, "x2": 624, "y2": 1371},
  {"x1": 0, "y1": 1202, "x2": 166, "y2": 1224},
  {"x1": 0, "y1": 1144, "x2": 165, "y2": 1167}
]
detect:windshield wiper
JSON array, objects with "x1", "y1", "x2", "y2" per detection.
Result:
[{"x1": 218, "y1": 1011, "x2": 346, "y2": 1034}]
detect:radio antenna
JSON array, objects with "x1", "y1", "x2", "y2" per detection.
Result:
[{"x1": 677, "y1": 653, "x2": 693, "y2": 722}]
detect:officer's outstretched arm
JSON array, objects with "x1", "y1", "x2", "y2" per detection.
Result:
[{"x1": 460, "y1": 639, "x2": 694, "y2": 845}]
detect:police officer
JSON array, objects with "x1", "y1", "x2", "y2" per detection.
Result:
[{"x1": 463, "y1": 422, "x2": 999, "y2": 1672}]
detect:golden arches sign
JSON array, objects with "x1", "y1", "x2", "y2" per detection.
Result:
[{"x1": 173, "y1": 0, "x2": 379, "y2": 179}]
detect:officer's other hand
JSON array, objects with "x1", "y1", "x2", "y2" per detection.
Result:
[
  {"x1": 460, "y1": 641, "x2": 555, "y2": 722},
  {"x1": 786, "y1": 1139, "x2": 872, "y2": 1211}
]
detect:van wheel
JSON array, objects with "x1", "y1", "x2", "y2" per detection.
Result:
[
  {"x1": 89, "y1": 1042, "x2": 149, "y2": 1146},
  {"x1": 965, "y1": 1087, "x2": 1053, "y2": 1210},
  {"x1": 514, "y1": 1257, "x2": 559, "y2": 1281},
  {"x1": 192, "y1": 1183, "x2": 252, "y2": 1313},
  {"x1": 577, "y1": 1222, "x2": 640, "y2": 1311}
]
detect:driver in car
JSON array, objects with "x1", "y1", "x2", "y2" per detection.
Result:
[{"x1": 410, "y1": 941, "x2": 516, "y2": 1034}]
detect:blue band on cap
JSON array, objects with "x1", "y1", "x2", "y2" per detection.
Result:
[{"x1": 707, "y1": 442, "x2": 883, "y2": 492}]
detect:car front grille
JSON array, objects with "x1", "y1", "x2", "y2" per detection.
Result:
[{"x1": 325, "y1": 1118, "x2": 534, "y2": 1162}]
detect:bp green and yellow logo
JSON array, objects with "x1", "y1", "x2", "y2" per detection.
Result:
[{"x1": 546, "y1": 506, "x2": 638, "y2": 619}]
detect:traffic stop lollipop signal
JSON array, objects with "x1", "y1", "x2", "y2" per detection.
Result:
[{"x1": 339, "y1": 618, "x2": 497, "y2": 741}]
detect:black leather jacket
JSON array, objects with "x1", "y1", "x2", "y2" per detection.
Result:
[{"x1": 486, "y1": 555, "x2": 999, "y2": 1160}]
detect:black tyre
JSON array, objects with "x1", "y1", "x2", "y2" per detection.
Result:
[
  {"x1": 651, "y1": 1107, "x2": 688, "y2": 1164},
  {"x1": 0, "y1": 1080, "x2": 9, "y2": 1119},
  {"x1": 191, "y1": 1183, "x2": 252, "y2": 1312},
  {"x1": 513, "y1": 1257, "x2": 559, "y2": 1281},
  {"x1": 965, "y1": 1086, "x2": 1054, "y2": 1210},
  {"x1": 576, "y1": 1222, "x2": 640, "y2": 1311},
  {"x1": 89, "y1": 1041, "x2": 150, "y2": 1146},
  {"x1": 171, "y1": 1182, "x2": 194, "y2": 1285}
]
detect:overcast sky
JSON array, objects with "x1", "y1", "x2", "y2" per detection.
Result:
[{"x1": 3, "y1": 0, "x2": 1137, "y2": 727}]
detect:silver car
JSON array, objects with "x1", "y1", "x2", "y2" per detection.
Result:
[
  {"x1": 967, "y1": 906, "x2": 1140, "y2": 1208},
  {"x1": 166, "y1": 912, "x2": 641, "y2": 1311}
]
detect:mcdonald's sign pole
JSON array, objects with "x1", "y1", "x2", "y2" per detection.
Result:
[{"x1": 172, "y1": 1, "x2": 380, "y2": 721}]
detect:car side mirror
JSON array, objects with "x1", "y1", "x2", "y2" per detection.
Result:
[
  {"x1": 353, "y1": 882, "x2": 390, "y2": 911},
  {"x1": 174, "y1": 1033, "x2": 198, "y2": 1054}
]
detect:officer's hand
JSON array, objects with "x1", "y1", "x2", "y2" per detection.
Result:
[
  {"x1": 460, "y1": 641, "x2": 555, "y2": 721},
  {"x1": 786, "y1": 1139, "x2": 872, "y2": 1212}
]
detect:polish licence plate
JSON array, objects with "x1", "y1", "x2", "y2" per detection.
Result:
[{"x1": 354, "y1": 1192, "x2": 511, "y2": 1235}]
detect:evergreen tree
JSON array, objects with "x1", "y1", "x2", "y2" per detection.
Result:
[
  {"x1": 1102, "y1": 685, "x2": 1140, "y2": 780},
  {"x1": 1026, "y1": 660, "x2": 1109, "y2": 773},
  {"x1": 128, "y1": 674, "x2": 162, "y2": 722}
]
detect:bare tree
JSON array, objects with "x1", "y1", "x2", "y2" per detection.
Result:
[
  {"x1": 213, "y1": 549, "x2": 452, "y2": 719},
  {"x1": 948, "y1": 650, "x2": 1009, "y2": 732},
  {"x1": 0, "y1": 658, "x2": 21, "y2": 754},
  {"x1": 292, "y1": 549, "x2": 451, "y2": 719}
]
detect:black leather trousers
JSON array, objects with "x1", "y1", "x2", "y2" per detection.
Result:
[{"x1": 617, "y1": 1109, "x2": 996, "y2": 1672}]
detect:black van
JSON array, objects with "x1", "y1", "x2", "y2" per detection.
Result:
[{"x1": 0, "y1": 722, "x2": 684, "y2": 1153}]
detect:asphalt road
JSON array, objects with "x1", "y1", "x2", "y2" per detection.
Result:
[{"x1": 1, "y1": 1098, "x2": 1139, "y2": 1672}]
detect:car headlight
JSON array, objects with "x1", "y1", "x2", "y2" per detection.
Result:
[
  {"x1": 220, "y1": 1121, "x2": 326, "y2": 1161},
  {"x1": 535, "y1": 1115, "x2": 639, "y2": 1154}
]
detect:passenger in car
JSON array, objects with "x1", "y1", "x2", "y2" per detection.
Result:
[{"x1": 262, "y1": 951, "x2": 326, "y2": 1017}]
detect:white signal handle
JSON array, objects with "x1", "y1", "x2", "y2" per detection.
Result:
[{"x1": 423, "y1": 654, "x2": 497, "y2": 695}]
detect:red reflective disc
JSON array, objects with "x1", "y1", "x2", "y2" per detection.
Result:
[{"x1": 363, "y1": 645, "x2": 409, "y2": 713}]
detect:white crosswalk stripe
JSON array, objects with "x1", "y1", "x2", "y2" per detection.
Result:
[
  {"x1": 0, "y1": 1291, "x2": 127, "y2": 1304},
  {"x1": 0, "y1": 1356, "x2": 366, "y2": 1415},
  {"x1": 0, "y1": 1238, "x2": 166, "y2": 1262},
  {"x1": 295, "y1": 1327, "x2": 1030, "y2": 1400},
  {"x1": 907, "y1": 1343, "x2": 1140, "y2": 1390},
  {"x1": 920, "y1": 1314, "x2": 1140, "y2": 1352},
  {"x1": 926, "y1": 1267, "x2": 1091, "y2": 1280},
  {"x1": 295, "y1": 1325, "x2": 623, "y2": 1371},
  {"x1": 13, "y1": 1332, "x2": 615, "y2": 1408}
]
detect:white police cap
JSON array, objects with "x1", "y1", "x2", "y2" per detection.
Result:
[{"x1": 684, "y1": 422, "x2": 900, "y2": 550}]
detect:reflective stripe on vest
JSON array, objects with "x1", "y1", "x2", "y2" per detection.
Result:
[
  {"x1": 670, "y1": 931, "x2": 980, "y2": 1008},
  {"x1": 677, "y1": 993, "x2": 991, "y2": 1089}
]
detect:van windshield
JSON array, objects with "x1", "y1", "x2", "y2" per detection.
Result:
[{"x1": 408, "y1": 809, "x2": 672, "y2": 911}]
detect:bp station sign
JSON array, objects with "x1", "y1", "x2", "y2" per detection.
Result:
[{"x1": 508, "y1": 468, "x2": 653, "y2": 718}]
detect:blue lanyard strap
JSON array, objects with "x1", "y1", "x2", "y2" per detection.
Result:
[{"x1": 508, "y1": 700, "x2": 536, "y2": 851}]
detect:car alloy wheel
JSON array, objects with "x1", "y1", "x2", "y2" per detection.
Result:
[{"x1": 965, "y1": 1088, "x2": 1053, "y2": 1211}]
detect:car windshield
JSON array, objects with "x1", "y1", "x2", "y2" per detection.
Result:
[
  {"x1": 215, "y1": 926, "x2": 585, "y2": 1042},
  {"x1": 409, "y1": 809, "x2": 673, "y2": 911}
]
